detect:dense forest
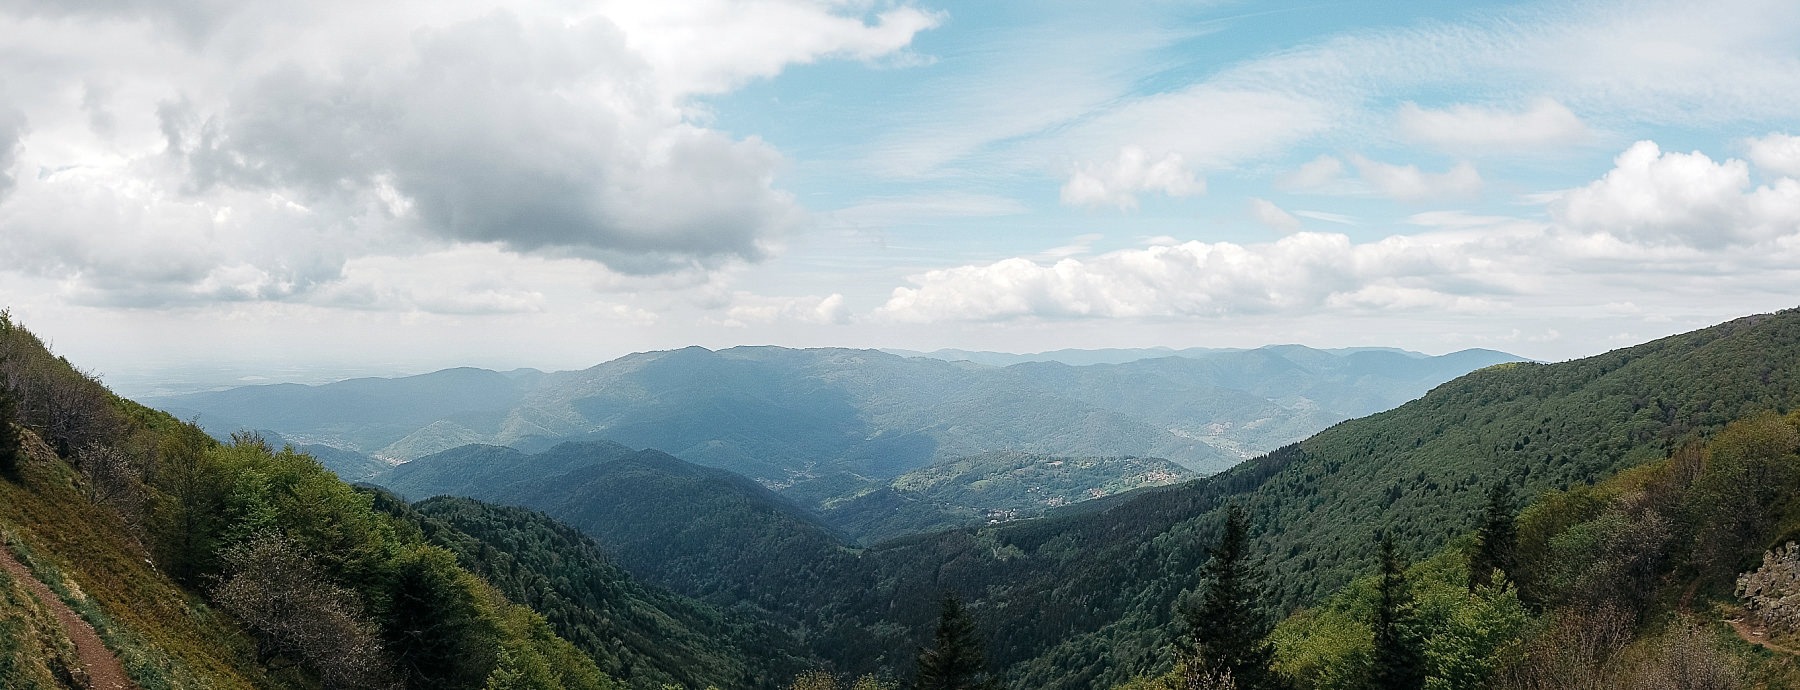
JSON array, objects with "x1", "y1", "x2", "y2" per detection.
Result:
[
  {"x1": 9, "y1": 307, "x2": 1800, "y2": 689},
  {"x1": 348, "y1": 308, "x2": 1800, "y2": 687},
  {"x1": 0, "y1": 311, "x2": 617, "y2": 689}
]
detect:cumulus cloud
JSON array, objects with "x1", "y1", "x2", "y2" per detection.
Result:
[
  {"x1": 724, "y1": 292, "x2": 850, "y2": 326},
  {"x1": 875, "y1": 231, "x2": 1506, "y2": 322},
  {"x1": 0, "y1": 0, "x2": 935, "y2": 306},
  {"x1": 595, "y1": 0, "x2": 944, "y2": 94},
  {"x1": 1746, "y1": 132, "x2": 1800, "y2": 178},
  {"x1": 1553, "y1": 140, "x2": 1800, "y2": 248},
  {"x1": 1398, "y1": 98, "x2": 1589, "y2": 151},
  {"x1": 166, "y1": 11, "x2": 801, "y2": 271},
  {"x1": 1249, "y1": 197, "x2": 1302, "y2": 234},
  {"x1": 1060, "y1": 146, "x2": 1204, "y2": 210},
  {"x1": 877, "y1": 139, "x2": 1800, "y2": 325}
]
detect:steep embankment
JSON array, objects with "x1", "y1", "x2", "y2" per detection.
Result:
[
  {"x1": 0, "y1": 429, "x2": 274, "y2": 689},
  {"x1": 1, "y1": 312, "x2": 626, "y2": 690},
  {"x1": 0, "y1": 544, "x2": 132, "y2": 690}
]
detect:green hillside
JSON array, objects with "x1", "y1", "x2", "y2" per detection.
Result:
[
  {"x1": 0, "y1": 312, "x2": 624, "y2": 689},
  {"x1": 370, "y1": 307, "x2": 1800, "y2": 688},
  {"x1": 392, "y1": 495, "x2": 811, "y2": 689},
  {"x1": 806, "y1": 452, "x2": 1199, "y2": 544}
]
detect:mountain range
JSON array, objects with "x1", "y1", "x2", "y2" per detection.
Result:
[
  {"x1": 345, "y1": 308, "x2": 1800, "y2": 687},
  {"x1": 149, "y1": 344, "x2": 1523, "y2": 485}
]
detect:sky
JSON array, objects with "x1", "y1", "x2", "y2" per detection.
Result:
[{"x1": 3, "y1": 0, "x2": 1800, "y2": 393}]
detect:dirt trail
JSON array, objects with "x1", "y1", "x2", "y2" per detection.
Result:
[
  {"x1": 0, "y1": 544, "x2": 136, "y2": 689},
  {"x1": 1726, "y1": 616, "x2": 1800, "y2": 657}
]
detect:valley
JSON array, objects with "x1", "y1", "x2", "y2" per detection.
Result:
[{"x1": 8, "y1": 308, "x2": 1791, "y2": 688}]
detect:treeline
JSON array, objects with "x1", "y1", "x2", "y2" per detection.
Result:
[
  {"x1": 1100, "y1": 412, "x2": 1800, "y2": 689},
  {"x1": 396, "y1": 495, "x2": 812, "y2": 689},
  {"x1": 1, "y1": 311, "x2": 615, "y2": 690}
]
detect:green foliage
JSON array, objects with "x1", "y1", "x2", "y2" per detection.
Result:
[
  {"x1": 0, "y1": 383, "x2": 20, "y2": 478},
  {"x1": 0, "y1": 561, "x2": 83, "y2": 689},
  {"x1": 0, "y1": 314, "x2": 622, "y2": 690},
  {"x1": 784, "y1": 670, "x2": 898, "y2": 690},
  {"x1": 358, "y1": 308, "x2": 1800, "y2": 688},
  {"x1": 1269, "y1": 546, "x2": 1529, "y2": 690},
  {"x1": 403, "y1": 494, "x2": 808, "y2": 689},
  {"x1": 384, "y1": 543, "x2": 502, "y2": 688},
  {"x1": 916, "y1": 596, "x2": 996, "y2": 690},
  {"x1": 1467, "y1": 482, "x2": 1518, "y2": 593},
  {"x1": 1370, "y1": 537, "x2": 1426, "y2": 690},
  {"x1": 813, "y1": 452, "x2": 1199, "y2": 545},
  {"x1": 1184, "y1": 505, "x2": 1279, "y2": 689}
]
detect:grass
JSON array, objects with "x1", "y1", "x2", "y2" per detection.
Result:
[{"x1": 0, "y1": 438, "x2": 279, "y2": 690}]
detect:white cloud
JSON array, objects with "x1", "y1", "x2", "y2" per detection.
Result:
[
  {"x1": 878, "y1": 139, "x2": 1800, "y2": 326},
  {"x1": 1281, "y1": 154, "x2": 1482, "y2": 202},
  {"x1": 724, "y1": 292, "x2": 850, "y2": 326},
  {"x1": 1350, "y1": 156, "x2": 1483, "y2": 202},
  {"x1": 1554, "y1": 140, "x2": 1800, "y2": 248},
  {"x1": 876, "y1": 231, "x2": 1506, "y2": 322},
  {"x1": 1060, "y1": 146, "x2": 1204, "y2": 210},
  {"x1": 1398, "y1": 98, "x2": 1589, "y2": 152},
  {"x1": 1746, "y1": 132, "x2": 1800, "y2": 178},
  {"x1": 1280, "y1": 155, "x2": 1348, "y2": 192},
  {"x1": 593, "y1": 0, "x2": 944, "y2": 95},
  {"x1": 0, "y1": 0, "x2": 936, "y2": 307},
  {"x1": 1249, "y1": 198, "x2": 1302, "y2": 234}
]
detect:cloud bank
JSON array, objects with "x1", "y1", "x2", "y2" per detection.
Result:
[{"x1": 0, "y1": 0, "x2": 937, "y2": 307}]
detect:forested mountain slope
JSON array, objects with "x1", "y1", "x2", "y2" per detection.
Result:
[
  {"x1": 382, "y1": 494, "x2": 811, "y2": 689},
  {"x1": 151, "y1": 345, "x2": 1520, "y2": 481},
  {"x1": 375, "y1": 443, "x2": 854, "y2": 623},
  {"x1": 800, "y1": 452, "x2": 1199, "y2": 544},
  {"x1": 371, "y1": 308, "x2": 1800, "y2": 688},
  {"x1": 0, "y1": 312, "x2": 675, "y2": 690}
]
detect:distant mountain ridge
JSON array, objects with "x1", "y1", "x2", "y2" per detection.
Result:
[
  {"x1": 368, "y1": 309, "x2": 1800, "y2": 688},
  {"x1": 881, "y1": 345, "x2": 1446, "y2": 367},
  {"x1": 147, "y1": 344, "x2": 1525, "y2": 482}
]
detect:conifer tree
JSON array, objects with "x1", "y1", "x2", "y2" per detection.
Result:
[
  {"x1": 1183, "y1": 505, "x2": 1279, "y2": 690},
  {"x1": 1468, "y1": 481, "x2": 1518, "y2": 592},
  {"x1": 0, "y1": 382, "x2": 21, "y2": 478},
  {"x1": 916, "y1": 595, "x2": 995, "y2": 690},
  {"x1": 1371, "y1": 535, "x2": 1426, "y2": 690}
]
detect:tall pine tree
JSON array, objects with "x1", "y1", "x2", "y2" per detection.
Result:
[
  {"x1": 1183, "y1": 505, "x2": 1280, "y2": 690},
  {"x1": 1468, "y1": 481, "x2": 1518, "y2": 592},
  {"x1": 916, "y1": 595, "x2": 995, "y2": 690},
  {"x1": 0, "y1": 382, "x2": 20, "y2": 478},
  {"x1": 1371, "y1": 535, "x2": 1426, "y2": 690}
]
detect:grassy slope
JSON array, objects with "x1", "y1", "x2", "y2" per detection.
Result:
[
  {"x1": 0, "y1": 429, "x2": 275, "y2": 690},
  {"x1": 0, "y1": 548, "x2": 83, "y2": 689}
]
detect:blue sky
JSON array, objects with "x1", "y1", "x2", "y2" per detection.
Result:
[{"x1": 2, "y1": 0, "x2": 1799, "y2": 391}]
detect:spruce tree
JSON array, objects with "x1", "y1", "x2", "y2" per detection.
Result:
[
  {"x1": 1183, "y1": 505, "x2": 1279, "y2": 690},
  {"x1": 0, "y1": 383, "x2": 21, "y2": 478},
  {"x1": 1371, "y1": 535, "x2": 1426, "y2": 690},
  {"x1": 916, "y1": 595, "x2": 995, "y2": 690},
  {"x1": 1468, "y1": 481, "x2": 1518, "y2": 592}
]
